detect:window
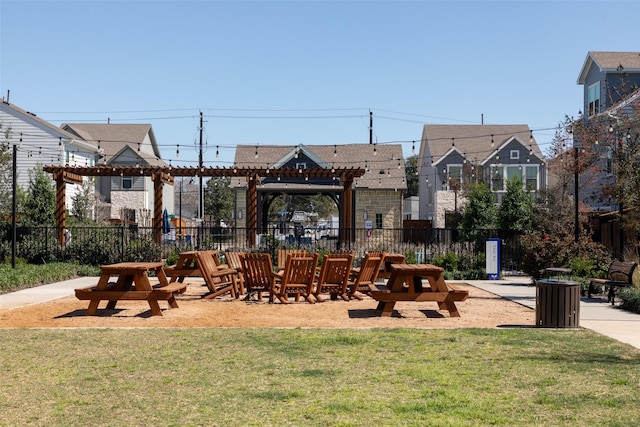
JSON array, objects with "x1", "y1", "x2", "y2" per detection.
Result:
[
  {"x1": 122, "y1": 177, "x2": 133, "y2": 189},
  {"x1": 525, "y1": 166, "x2": 538, "y2": 189},
  {"x1": 510, "y1": 150, "x2": 520, "y2": 160},
  {"x1": 506, "y1": 166, "x2": 522, "y2": 182},
  {"x1": 375, "y1": 213, "x2": 383, "y2": 229},
  {"x1": 491, "y1": 166, "x2": 504, "y2": 191},
  {"x1": 295, "y1": 162, "x2": 307, "y2": 170},
  {"x1": 445, "y1": 164, "x2": 462, "y2": 190},
  {"x1": 588, "y1": 82, "x2": 600, "y2": 116}
]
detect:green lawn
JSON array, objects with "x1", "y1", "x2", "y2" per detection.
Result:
[{"x1": 1, "y1": 328, "x2": 638, "y2": 426}]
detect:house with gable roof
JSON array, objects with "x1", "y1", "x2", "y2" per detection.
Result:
[
  {"x1": 577, "y1": 51, "x2": 640, "y2": 117},
  {"x1": 231, "y1": 143, "x2": 406, "y2": 238},
  {"x1": 61, "y1": 123, "x2": 172, "y2": 224},
  {"x1": 0, "y1": 98, "x2": 100, "y2": 213},
  {"x1": 418, "y1": 124, "x2": 546, "y2": 227}
]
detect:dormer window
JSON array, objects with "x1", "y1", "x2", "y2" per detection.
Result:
[{"x1": 588, "y1": 82, "x2": 600, "y2": 116}]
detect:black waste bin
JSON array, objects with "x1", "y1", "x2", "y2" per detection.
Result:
[{"x1": 535, "y1": 279, "x2": 581, "y2": 328}]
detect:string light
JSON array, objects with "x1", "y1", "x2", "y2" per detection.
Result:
[
  {"x1": 216, "y1": 145, "x2": 219, "y2": 158},
  {"x1": 176, "y1": 144, "x2": 180, "y2": 157}
]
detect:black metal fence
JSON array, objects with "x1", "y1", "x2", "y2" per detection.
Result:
[{"x1": 0, "y1": 222, "x2": 524, "y2": 273}]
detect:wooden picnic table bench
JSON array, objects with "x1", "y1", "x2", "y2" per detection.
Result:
[
  {"x1": 369, "y1": 263, "x2": 468, "y2": 317},
  {"x1": 75, "y1": 261, "x2": 187, "y2": 316}
]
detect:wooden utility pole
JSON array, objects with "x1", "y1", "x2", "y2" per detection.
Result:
[{"x1": 199, "y1": 111, "x2": 204, "y2": 220}]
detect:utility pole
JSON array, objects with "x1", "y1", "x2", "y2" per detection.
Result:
[
  {"x1": 369, "y1": 110, "x2": 373, "y2": 144},
  {"x1": 198, "y1": 111, "x2": 204, "y2": 220}
]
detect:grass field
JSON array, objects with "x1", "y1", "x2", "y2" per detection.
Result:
[{"x1": 1, "y1": 327, "x2": 639, "y2": 426}]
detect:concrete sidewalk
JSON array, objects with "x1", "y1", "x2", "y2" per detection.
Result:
[
  {"x1": 469, "y1": 276, "x2": 640, "y2": 349},
  {"x1": 1, "y1": 275, "x2": 639, "y2": 349}
]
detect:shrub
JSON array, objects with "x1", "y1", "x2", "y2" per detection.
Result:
[
  {"x1": 520, "y1": 230, "x2": 610, "y2": 280},
  {"x1": 619, "y1": 287, "x2": 640, "y2": 313}
]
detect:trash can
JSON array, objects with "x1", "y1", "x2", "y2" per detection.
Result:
[{"x1": 535, "y1": 279, "x2": 581, "y2": 328}]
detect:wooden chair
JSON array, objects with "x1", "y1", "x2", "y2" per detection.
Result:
[
  {"x1": 194, "y1": 250, "x2": 239, "y2": 299},
  {"x1": 314, "y1": 251, "x2": 354, "y2": 302},
  {"x1": 347, "y1": 251, "x2": 386, "y2": 300},
  {"x1": 274, "y1": 252, "x2": 319, "y2": 304},
  {"x1": 277, "y1": 249, "x2": 308, "y2": 272},
  {"x1": 240, "y1": 252, "x2": 277, "y2": 302},
  {"x1": 224, "y1": 251, "x2": 245, "y2": 295}
]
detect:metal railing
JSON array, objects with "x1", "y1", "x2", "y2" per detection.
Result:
[{"x1": 0, "y1": 222, "x2": 524, "y2": 272}]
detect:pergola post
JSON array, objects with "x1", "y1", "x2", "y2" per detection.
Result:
[
  {"x1": 341, "y1": 174, "x2": 354, "y2": 243},
  {"x1": 246, "y1": 174, "x2": 258, "y2": 247},
  {"x1": 152, "y1": 171, "x2": 173, "y2": 245},
  {"x1": 52, "y1": 171, "x2": 82, "y2": 246}
]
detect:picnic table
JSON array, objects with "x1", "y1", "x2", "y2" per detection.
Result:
[
  {"x1": 369, "y1": 263, "x2": 469, "y2": 317},
  {"x1": 75, "y1": 261, "x2": 187, "y2": 316}
]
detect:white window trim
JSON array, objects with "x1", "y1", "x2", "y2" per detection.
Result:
[
  {"x1": 490, "y1": 164, "x2": 540, "y2": 192},
  {"x1": 510, "y1": 150, "x2": 520, "y2": 160}
]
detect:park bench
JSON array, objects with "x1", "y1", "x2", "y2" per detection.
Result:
[{"x1": 587, "y1": 260, "x2": 637, "y2": 305}]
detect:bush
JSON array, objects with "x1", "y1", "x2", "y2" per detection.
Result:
[
  {"x1": 520, "y1": 230, "x2": 610, "y2": 280},
  {"x1": 619, "y1": 287, "x2": 640, "y2": 313}
]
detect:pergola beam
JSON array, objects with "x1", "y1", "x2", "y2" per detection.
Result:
[{"x1": 42, "y1": 165, "x2": 365, "y2": 247}]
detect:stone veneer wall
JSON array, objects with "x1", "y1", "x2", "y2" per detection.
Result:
[
  {"x1": 355, "y1": 189, "x2": 403, "y2": 229},
  {"x1": 434, "y1": 191, "x2": 467, "y2": 228},
  {"x1": 111, "y1": 190, "x2": 151, "y2": 225}
]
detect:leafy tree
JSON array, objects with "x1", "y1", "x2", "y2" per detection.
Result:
[
  {"x1": 71, "y1": 177, "x2": 95, "y2": 222},
  {"x1": 497, "y1": 177, "x2": 536, "y2": 232},
  {"x1": 23, "y1": 165, "x2": 56, "y2": 225},
  {"x1": 567, "y1": 73, "x2": 640, "y2": 239},
  {"x1": 459, "y1": 182, "x2": 496, "y2": 229},
  {"x1": 204, "y1": 177, "x2": 234, "y2": 225},
  {"x1": 404, "y1": 155, "x2": 418, "y2": 197},
  {"x1": 0, "y1": 122, "x2": 14, "y2": 219}
]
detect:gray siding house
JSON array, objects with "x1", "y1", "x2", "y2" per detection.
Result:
[
  {"x1": 61, "y1": 123, "x2": 172, "y2": 224},
  {"x1": 577, "y1": 51, "x2": 640, "y2": 117},
  {"x1": 575, "y1": 51, "x2": 640, "y2": 212},
  {"x1": 418, "y1": 124, "x2": 546, "y2": 227}
]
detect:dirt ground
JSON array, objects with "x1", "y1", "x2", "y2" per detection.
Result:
[{"x1": 0, "y1": 280, "x2": 534, "y2": 329}]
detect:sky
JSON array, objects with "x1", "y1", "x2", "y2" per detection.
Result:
[{"x1": 1, "y1": 0, "x2": 639, "y2": 169}]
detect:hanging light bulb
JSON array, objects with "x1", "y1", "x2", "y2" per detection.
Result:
[
  {"x1": 529, "y1": 130, "x2": 533, "y2": 143},
  {"x1": 373, "y1": 142, "x2": 377, "y2": 155},
  {"x1": 411, "y1": 141, "x2": 415, "y2": 154},
  {"x1": 451, "y1": 138, "x2": 455, "y2": 147},
  {"x1": 58, "y1": 137, "x2": 62, "y2": 147},
  {"x1": 255, "y1": 145, "x2": 259, "y2": 159},
  {"x1": 176, "y1": 144, "x2": 180, "y2": 157},
  {"x1": 491, "y1": 134, "x2": 494, "y2": 147},
  {"x1": 216, "y1": 146, "x2": 219, "y2": 158},
  {"x1": 334, "y1": 145, "x2": 337, "y2": 157}
]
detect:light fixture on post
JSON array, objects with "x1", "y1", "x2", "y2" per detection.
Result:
[{"x1": 363, "y1": 210, "x2": 368, "y2": 220}]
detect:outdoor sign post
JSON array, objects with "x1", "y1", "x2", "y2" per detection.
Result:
[{"x1": 486, "y1": 238, "x2": 501, "y2": 280}]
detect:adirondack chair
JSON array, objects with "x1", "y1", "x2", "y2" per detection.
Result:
[
  {"x1": 347, "y1": 251, "x2": 386, "y2": 300},
  {"x1": 276, "y1": 249, "x2": 308, "y2": 273},
  {"x1": 239, "y1": 252, "x2": 277, "y2": 302},
  {"x1": 224, "y1": 251, "x2": 245, "y2": 295},
  {"x1": 194, "y1": 250, "x2": 239, "y2": 299},
  {"x1": 314, "y1": 251, "x2": 354, "y2": 302},
  {"x1": 274, "y1": 252, "x2": 319, "y2": 304}
]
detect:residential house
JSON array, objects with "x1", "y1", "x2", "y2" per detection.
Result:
[
  {"x1": 575, "y1": 51, "x2": 640, "y2": 212},
  {"x1": 231, "y1": 143, "x2": 406, "y2": 236},
  {"x1": 577, "y1": 51, "x2": 640, "y2": 117},
  {"x1": 418, "y1": 124, "x2": 546, "y2": 227},
  {"x1": 0, "y1": 98, "x2": 99, "y2": 211},
  {"x1": 61, "y1": 123, "x2": 172, "y2": 225}
]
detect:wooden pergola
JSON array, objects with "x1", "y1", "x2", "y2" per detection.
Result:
[{"x1": 42, "y1": 165, "x2": 365, "y2": 247}]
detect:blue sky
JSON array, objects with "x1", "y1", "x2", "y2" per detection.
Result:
[{"x1": 1, "y1": 0, "x2": 639, "y2": 168}]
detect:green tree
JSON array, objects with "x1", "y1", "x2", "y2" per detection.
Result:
[
  {"x1": 0, "y1": 122, "x2": 14, "y2": 219},
  {"x1": 497, "y1": 177, "x2": 536, "y2": 232},
  {"x1": 460, "y1": 182, "x2": 496, "y2": 229},
  {"x1": 404, "y1": 155, "x2": 419, "y2": 197},
  {"x1": 71, "y1": 177, "x2": 95, "y2": 223},
  {"x1": 204, "y1": 177, "x2": 234, "y2": 224},
  {"x1": 23, "y1": 165, "x2": 56, "y2": 225}
]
